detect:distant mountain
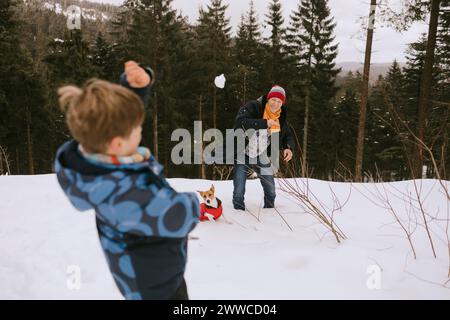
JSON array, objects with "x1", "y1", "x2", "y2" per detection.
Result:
[{"x1": 337, "y1": 61, "x2": 406, "y2": 83}]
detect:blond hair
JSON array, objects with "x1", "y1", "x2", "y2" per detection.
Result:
[{"x1": 58, "y1": 79, "x2": 145, "y2": 154}]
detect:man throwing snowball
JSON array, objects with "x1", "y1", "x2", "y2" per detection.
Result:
[{"x1": 232, "y1": 85, "x2": 295, "y2": 210}]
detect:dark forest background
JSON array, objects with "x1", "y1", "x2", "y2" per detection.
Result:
[{"x1": 0, "y1": 0, "x2": 449, "y2": 181}]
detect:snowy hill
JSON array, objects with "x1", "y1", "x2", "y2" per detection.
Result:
[{"x1": 0, "y1": 175, "x2": 449, "y2": 299}]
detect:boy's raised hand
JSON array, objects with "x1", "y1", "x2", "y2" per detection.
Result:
[{"x1": 125, "y1": 61, "x2": 151, "y2": 88}]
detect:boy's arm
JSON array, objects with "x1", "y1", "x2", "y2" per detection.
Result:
[
  {"x1": 119, "y1": 61, "x2": 155, "y2": 107},
  {"x1": 111, "y1": 156, "x2": 200, "y2": 239},
  {"x1": 113, "y1": 187, "x2": 200, "y2": 239},
  {"x1": 156, "y1": 191, "x2": 201, "y2": 238}
]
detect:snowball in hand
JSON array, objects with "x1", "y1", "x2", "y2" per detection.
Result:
[{"x1": 214, "y1": 74, "x2": 226, "y2": 89}]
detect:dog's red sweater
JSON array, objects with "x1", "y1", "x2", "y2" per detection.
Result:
[{"x1": 200, "y1": 198, "x2": 223, "y2": 221}]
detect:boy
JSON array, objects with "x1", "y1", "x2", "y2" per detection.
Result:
[{"x1": 54, "y1": 61, "x2": 200, "y2": 300}]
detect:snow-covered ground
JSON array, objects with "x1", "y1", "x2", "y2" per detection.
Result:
[{"x1": 0, "y1": 175, "x2": 449, "y2": 300}]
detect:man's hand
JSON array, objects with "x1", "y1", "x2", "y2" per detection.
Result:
[
  {"x1": 125, "y1": 61, "x2": 151, "y2": 88},
  {"x1": 283, "y1": 149, "x2": 293, "y2": 162},
  {"x1": 267, "y1": 119, "x2": 277, "y2": 128}
]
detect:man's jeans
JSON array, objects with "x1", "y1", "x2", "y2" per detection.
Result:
[{"x1": 232, "y1": 155, "x2": 276, "y2": 210}]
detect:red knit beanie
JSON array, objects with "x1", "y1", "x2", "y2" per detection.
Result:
[{"x1": 267, "y1": 85, "x2": 286, "y2": 104}]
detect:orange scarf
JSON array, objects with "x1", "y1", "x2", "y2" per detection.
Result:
[{"x1": 263, "y1": 103, "x2": 281, "y2": 134}]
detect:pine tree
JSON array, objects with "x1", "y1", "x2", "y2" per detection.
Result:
[
  {"x1": 437, "y1": 1, "x2": 450, "y2": 98},
  {"x1": 91, "y1": 33, "x2": 119, "y2": 81},
  {"x1": 0, "y1": 0, "x2": 52, "y2": 174},
  {"x1": 264, "y1": 0, "x2": 287, "y2": 85},
  {"x1": 333, "y1": 88, "x2": 359, "y2": 178},
  {"x1": 0, "y1": 0, "x2": 20, "y2": 173},
  {"x1": 109, "y1": 0, "x2": 136, "y2": 63},
  {"x1": 43, "y1": 28, "x2": 101, "y2": 172},
  {"x1": 44, "y1": 29, "x2": 98, "y2": 85},
  {"x1": 385, "y1": 35, "x2": 446, "y2": 179},
  {"x1": 110, "y1": 0, "x2": 201, "y2": 175},
  {"x1": 387, "y1": 0, "x2": 442, "y2": 177},
  {"x1": 191, "y1": 0, "x2": 235, "y2": 179},
  {"x1": 233, "y1": 1, "x2": 264, "y2": 103},
  {"x1": 366, "y1": 62, "x2": 408, "y2": 180},
  {"x1": 195, "y1": 0, "x2": 233, "y2": 130},
  {"x1": 336, "y1": 71, "x2": 362, "y2": 98},
  {"x1": 287, "y1": 0, "x2": 340, "y2": 178},
  {"x1": 436, "y1": 1, "x2": 450, "y2": 178}
]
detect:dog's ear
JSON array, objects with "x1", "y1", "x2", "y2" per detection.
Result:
[
  {"x1": 211, "y1": 184, "x2": 215, "y2": 192},
  {"x1": 197, "y1": 191, "x2": 203, "y2": 195}
]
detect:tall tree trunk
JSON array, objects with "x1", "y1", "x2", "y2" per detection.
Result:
[
  {"x1": 26, "y1": 106, "x2": 34, "y2": 175},
  {"x1": 441, "y1": 130, "x2": 448, "y2": 180},
  {"x1": 0, "y1": 145, "x2": 11, "y2": 175},
  {"x1": 199, "y1": 95, "x2": 206, "y2": 179},
  {"x1": 213, "y1": 48, "x2": 217, "y2": 130},
  {"x1": 164, "y1": 131, "x2": 169, "y2": 177},
  {"x1": 302, "y1": 37, "x2": 314, "y2": 178},
  {"x1": 414, "y1": 0, "x2": 441, "y2": 178},
  {"x1": 16, "y1": 147, "x2": 20, "y2": 175},
  {"x1": 0, "y1": 146, "x2": 4, "y2": 175},
  {"x1": 355, "y1": 0, "x2": 377, "y2": 182},
  {"x1": 151, "y1": 0, "x2": 159, "y2": 160},
  {"x1": 153, "y1": 92, "x2": 158, "y2": 159},
  {"x1": 302, "y1": 90, "x2": 310, "y2": 177},
  {"x1": 213, "y1": 85, "x2": 217, "y2": 129},
  {"x1": 212, "y1": 80, "x2": 217, "y2": 181},
  {"x1": 243, "y1": 70, "x2": 247, "y2": 103}
]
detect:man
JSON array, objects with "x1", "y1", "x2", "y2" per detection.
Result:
[{"x1": 232, "y1": 85, "x2": 294, "y2": 210}]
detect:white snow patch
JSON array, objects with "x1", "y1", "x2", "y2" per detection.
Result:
[
  {"x1": 0, "y1": 175, "x2": 449, "y2": 299},
  {"x1": 41, "y1": 2, "x2": 111, "y2": 21}
]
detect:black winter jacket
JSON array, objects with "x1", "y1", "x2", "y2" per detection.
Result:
[{"x1": 233, "y1": 95, "x2": 295, "y2": 154}]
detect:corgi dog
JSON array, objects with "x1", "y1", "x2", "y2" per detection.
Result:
[{"x1": 197, "y1": 185, "x2": 223, "y2": 222}]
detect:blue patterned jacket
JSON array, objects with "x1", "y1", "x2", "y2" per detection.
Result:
[{"x1": 54, "y1": 70, "x2": 200, "y2": 300}]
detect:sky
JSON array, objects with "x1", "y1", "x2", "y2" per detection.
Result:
[{"x1": 88, "y1": 0, "x2": 429, "y2": 63}]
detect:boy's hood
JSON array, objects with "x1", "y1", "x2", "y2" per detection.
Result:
[
  {"x1": 55, "y1": 140, "x2": 115, "y2": 176},
  {"x1": 55, "y1": 140, "x2": 161, "y2": 175},
  {"x1": 54, "y1": 141, "x2": 116, "y2": 212}
]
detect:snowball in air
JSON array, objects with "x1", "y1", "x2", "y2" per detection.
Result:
[{"x1": 214, "y1": 74, "x2": 226, "y2": 89}]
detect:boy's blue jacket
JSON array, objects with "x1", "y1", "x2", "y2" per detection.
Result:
[{"x1": 54, "y1": 68, "x2": 200, "y2": 300}]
